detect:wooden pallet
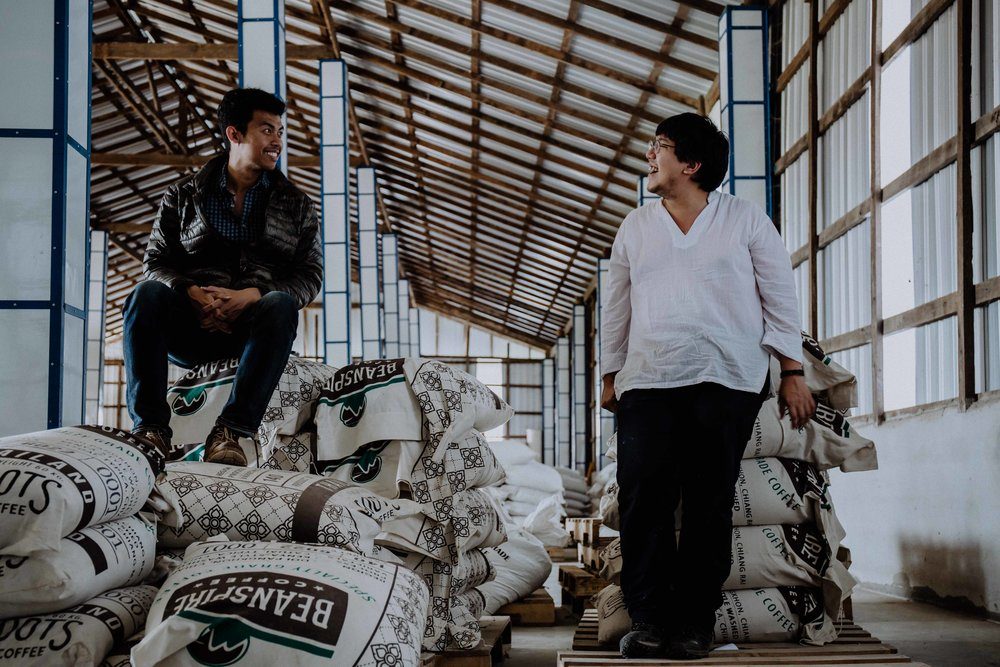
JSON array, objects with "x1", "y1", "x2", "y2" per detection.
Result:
[
  {"x1": 559, "y1": 565, "x2": 609, "y2": 599},
  {"x1": 563, "y1": 610, "x2": 926, "y2": 666},
  {"x1": 578, "y1": 535, "x2": 615, "y2": 573},
  {"x1": 546, "y1": 545, "x2": 580, "y2": 562},
  {"x1": 565, "y1": 518, "x2": 602, "y2": 546},
  {"x1": 497, "y1": 588, "x2": 557, "y2": 626},
  {"x1": 422, "y1": 616, "x2": 512, "y2": 667}
]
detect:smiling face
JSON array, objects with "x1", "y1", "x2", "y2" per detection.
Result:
[
  {"x1": 226, "y1": 110, "x2": 284, "y2": 171},
  {"x1": 645, "y1": 134, "x2": 700, "y2": 198}
]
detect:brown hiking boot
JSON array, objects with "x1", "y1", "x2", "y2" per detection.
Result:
[
  {"x1": 132, "y1": 427, "x2": 171, "y2": 459},
  {"x1": 204, "y1": 423, "x2": 248, "y2": 467}
]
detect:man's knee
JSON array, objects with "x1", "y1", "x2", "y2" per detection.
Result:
[
  {"x1": 124, "y1": 280, "x2": 174, "y2": 317},
  {"x1": 257, "y1": 291, "x2": 299, "y2": 326}
]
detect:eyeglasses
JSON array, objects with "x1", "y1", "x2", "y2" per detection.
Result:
[{"x1": 648, "y1": 139, "x2": 676, "y2": 154}]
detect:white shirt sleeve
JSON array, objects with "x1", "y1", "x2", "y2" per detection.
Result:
[
  {"x1": 601, "y1": 219, "x2": 632, "y2": 376},
  {"x1": 749, "y1": 209, "x2": 803, "y2": 363}
]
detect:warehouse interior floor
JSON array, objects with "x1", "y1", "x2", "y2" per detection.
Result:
[{"x1": 505, "y1": 567, "x2": 1000, "y2": 666}]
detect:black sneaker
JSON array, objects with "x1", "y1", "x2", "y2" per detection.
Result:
[
  {"x1": 619, "y1": 621, "x2": 665, "y2": 659},
  {"x1": 204, "y1": 423, "x2": 248, "y2": 467},
  {"x1": 668, "y1": 626, "x2": 713, "y2": 660},
  {"x1": 132, "y1": 427, "x2": 171, "y2": 459}
]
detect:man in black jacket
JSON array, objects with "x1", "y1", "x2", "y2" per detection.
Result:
[{"x1": 123, "y1": 88, "x2": 322, "y2": 466}]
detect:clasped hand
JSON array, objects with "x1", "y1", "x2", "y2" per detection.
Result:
[{"x1": 187, "y1": 285, "x2": 261, "y2": 334}]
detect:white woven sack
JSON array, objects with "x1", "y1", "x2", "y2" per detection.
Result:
[
  {"x1": 133, "y1": 542, "x2": 429, "y2": 666},
  {"x1": 0, "y1": 426, "x2": 163, "y2": 556},
  {"x1": 166, "y1": 356, "x2": 337, "y2": 458},
  {"x1": 504, "y1": 461, "x2": 563, "y2": 494},
  {"x1": 747, "y1": 398, "x2": 877, "y2": 472},
  {"x1": 522, "y1": 494, "x2": 570, "y2": 547},
  {"x1": 475, "y1": 526, "x2": 551, "y2": 614},
  {"x1": 155, "y1": 462, "x2": 425, "y2": 559},
  {"x1": 0, "y1": 514, "x2": 156, "y2": 619},
  {"x1": 769, "y1": 332, "x2": 858, "y2": 410},
  {"x1": 0, "y1": 585, "x2": 156, "y2": 666}
]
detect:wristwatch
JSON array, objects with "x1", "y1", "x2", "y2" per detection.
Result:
[{"x1": 779, "y1": 369, "x2": 805, "y2": 379}]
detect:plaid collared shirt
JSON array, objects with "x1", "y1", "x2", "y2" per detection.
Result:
[{"x1": 202, "y1": 167, "x2": 272, "y2": 243}]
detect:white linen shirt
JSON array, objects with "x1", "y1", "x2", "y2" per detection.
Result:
[{"x1": 601, "y1": 192, "x2": 803, "y2": 397}]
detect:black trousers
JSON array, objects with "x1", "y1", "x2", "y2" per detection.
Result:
[{"x1": 616, "y1": 382, "x2": 766, "y2": 632}]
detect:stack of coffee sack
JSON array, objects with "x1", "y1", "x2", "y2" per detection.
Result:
[
  {"x1": 0, "y1": 426, "x2": 163, "y2": 665},
  {"x1": 595, "y1": 333, "x2": 875, "y2": 646},
  {"x1": 312, "y1": 358, "x2": 514, "y2": 651}
]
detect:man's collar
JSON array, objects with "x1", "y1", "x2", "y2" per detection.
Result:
[{"x1": 217, "y1": 164, "x2": 271, "y2": 194}]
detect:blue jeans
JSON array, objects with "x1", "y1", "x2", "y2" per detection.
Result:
[{"x1": 123, "y1": 280, "x2": 298, "y2": 436}]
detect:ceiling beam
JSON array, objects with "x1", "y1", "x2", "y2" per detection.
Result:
[{"x1": 91, "y1": 151, "x2": 326, "y2": 168}]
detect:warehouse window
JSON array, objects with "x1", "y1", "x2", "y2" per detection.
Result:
[{"x1": 774, "y1": 0, "x2": 1000, "y2": 419}]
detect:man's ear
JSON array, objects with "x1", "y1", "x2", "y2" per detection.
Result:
[
  {"x1": 683, "y1": 161, "x2": 702, "y2": 176},
  {"x1": 225, "y1": 125, "x2": 242, "y2": 146}
]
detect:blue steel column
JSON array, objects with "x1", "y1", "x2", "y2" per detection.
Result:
[
  {"x1": 319, "y1": 59, "x2": 351, "y2": 366},
  {"x1": 719, "y1": 7, "x2": 772, "y2": 215},
  {"x1": 357, "y1": 167, "x2": 383, "y2": 359},
  {"x1": 542, "y1": 356, "x2": 556, "y2": 465},
  {"x1": 382, "y1": 233, "x2": 400, "y2": 357},
  {"x1": 85, "y1": 230, "x2": 108, "y2": 425},
  {"x1": 238, "y1": 0, "x2": 287, "y2": 174},
  {"x1": 0, "y1": 0, "x2": 92, "y2": 435},
  {"x1": 556, "y1": 335, "x2": 571, "y2": 467}
]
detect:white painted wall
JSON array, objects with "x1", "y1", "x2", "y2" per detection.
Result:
[{"x1": 830, "y1": 396, "x2": 1000, "y2": 616}]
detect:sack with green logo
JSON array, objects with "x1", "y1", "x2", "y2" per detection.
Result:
[
  {"x1": 0, "y1": 514, "x2": 156, "y2": 619},
  {"x1": 155, "y1": 462, "x2": 425, "y2": 560},
  {"x1": 132, "y1": 541, "x2": 429, "y2": 666},
  {"x1": 0, "y1": 426, "x2": 164, "y2": 556},
  {"x1": 166, "y1": 356, "x2": 336, "y2": 461},
  {"x1": 746, "y1": 398, "x2": 877, "y2": 472},
  {"x1": 314, "y1": 359, "x2": 424, "y2": 463},
  {"x1": 770, "y1": 332, "x2": 858, "y2": 411},
  {"x1": 0, "y1": 585, "x2": 156, "y2": 666}
]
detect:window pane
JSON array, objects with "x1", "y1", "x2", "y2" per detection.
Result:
[
  {"x1": 818, "y1": 96, "x2": 870, "y2": 230},
  {"x1": 828, "y1": 344, "x2": 872, "y2": 414},
  {"x1": 975, "y1": 302, "x2": 1000, "y2": 393},
  {"x1": 780, "y1": 156, "x2": 808, "y2": 252},
  {"x1": 884, "y1": 317, "x2": 958, "y2": 411},
  {"x1": 973, "y1": 136, "x2": 999, "y2": 283},
  {"x1": 819, "y1": 220, "x2": 871, "y2": 338}
]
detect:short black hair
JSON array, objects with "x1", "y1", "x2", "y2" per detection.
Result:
[
  {"x1": 655, "y1": 113, "x2": 730, "y2": 192},
  {"x1": 217, "y1": 88, "x2": 286, "y2": 150}
]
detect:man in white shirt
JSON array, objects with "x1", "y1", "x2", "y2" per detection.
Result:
[{"x1": 600, "y1": 113, "x2": 815, "y2": 660}]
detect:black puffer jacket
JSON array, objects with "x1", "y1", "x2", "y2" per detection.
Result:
[{"x1": 144, "y1": 155, "x2": 323, "y2": 309}]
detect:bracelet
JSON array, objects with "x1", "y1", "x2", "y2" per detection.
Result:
[{"x1": 779, "y1": 369, "x2": 805, "y2": 379}]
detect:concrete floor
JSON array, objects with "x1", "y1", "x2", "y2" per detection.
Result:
[{"x1": 503, "y1": 567, "x2": 1000, "y2": 667}]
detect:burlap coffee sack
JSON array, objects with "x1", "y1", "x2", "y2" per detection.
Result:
[
  {"x1": 595, "y1": 584, "x2": 836, "y2": 646},
  {"x1": 600, "y1": 524, "x2": 855, "y2": 620},
  {"x1": 475, "y1": 526, "x2": 551, "y2": 615},
  {"x1": 0, "y1": 426, "x2": 163, "y2": 556},
  {"x1": 732, "y1": 458, "x2": 845, "y2": 546},
  {"x1": 133, "y1": 541, "x2": 429, "y2": 666},
  {"x1": 407, "y1": 361, "x2": 514, "y2": 525},
  {"x1": 0, "y1": 585, "x2": 156, "y2": 666},
  {"x1": 770, "y1": 332, "x2": 858, "y2": 411},
  {"x1": 379, "y1": 488, "x2": 507, "y2": 563},
  {"x1": 155, "y1": 462, "x2": 426, "y2": 559},
  {"x1": 0, "y1": 514, "x2": 156, "y2": 619},
  {"x1": 166, "y1": 356, "x2": 337, "y2": 459},
  {"x1": 746, "y1": 398, "x2": 876, "y2": 472},
  {"x1": 100, "y1": 633, "x2": 142, "y2": 667}
]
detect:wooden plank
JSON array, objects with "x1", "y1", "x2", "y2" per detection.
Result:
[
  {"x1": 820, "y1": 326, "x2": 871, "y2": 355},
  {"x1": 560, "y1": 565, "x2": 609, "y2": 598},
  {"x1": 956, "y1": 0, "x2": 975, "y2": 409},
  {"x1": 879, "y1": 137, "x2": 957, "y2": 204},
  {"x1": 974, "y1": 275, "x2": 1000, "y2": 306},
  {"x1": 882, "y1": 292, "x2": 959, "y2": 336},
  {"x1": 91, "y1": 151, "x2": 323, "y2": 168},
  {"x1": 869, "y1": 0, "x2": 886, "y2": 424},
  {"x1": 807, "y1": 0, "x2": 819, "y2": 336},
  {"x1": 817, "y1": 199, "x2": 871, "y2": 251},
  {"x1": 425, "y1": 616, "x2": 512, "y2": 667},
  {"x1": 557, "y1": 653, "x2": 921, "y2": 666},
  {"x1": 497, "y1": 588, "x2": 557, "y2": 626},
  {"x1": 881, "y1": 0, "x2": 955, "y2": 68},
  {"x1": 547, "y1": 545, "x2": 580, "y2": 562}
]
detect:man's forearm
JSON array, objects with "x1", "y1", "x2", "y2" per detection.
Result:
[{"x1": 775, "y1": 353, "x2": 803, "y2": 371}]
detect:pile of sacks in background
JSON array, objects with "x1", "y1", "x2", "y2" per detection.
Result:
[
  {"x1": 594, "y1": 332, "x2": 877, "y2": 646},
  {"x1": 0, "y1": 355, "x2": 536, "y2": 665}
]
